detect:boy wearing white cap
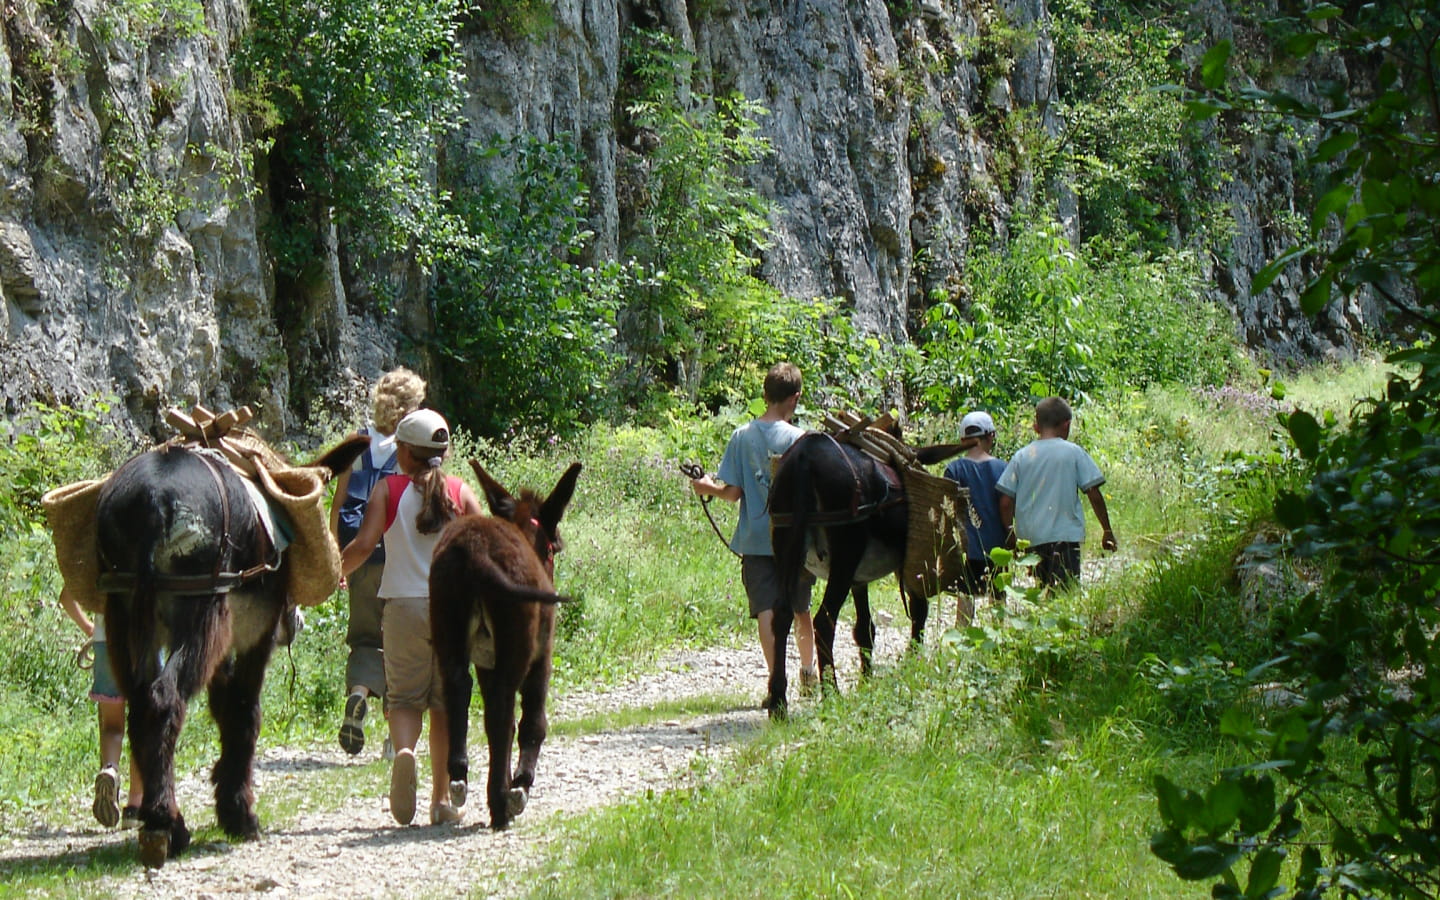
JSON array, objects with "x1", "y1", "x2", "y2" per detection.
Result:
[{"x1": 943, "y1": 411, "x2": 1007, "y2": 623}]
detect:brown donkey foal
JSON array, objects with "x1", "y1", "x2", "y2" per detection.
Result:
[{"x1": 430, "y1": 459, "x2": 582, "y2": 828}]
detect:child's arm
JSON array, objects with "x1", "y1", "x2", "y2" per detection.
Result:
[
  {"x1": 997, "y1": 494, "x2": 1016, "y2": 549},
  {"x1": 690, "y1": 475, "x2": 742, "y2": 504},
  {"x1": 59, "y1": 588, "x2": 94, "y2": 637},
  {"x1": 1084, "y1": 486, "x2": 1118, "y2": 551}
]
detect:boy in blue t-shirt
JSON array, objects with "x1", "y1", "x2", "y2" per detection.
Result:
[
  {"x1": 689, "y1": 363, "x2": 818, "y2": 698},
  {"x1": 942, "y1": 410, "x2": 1007, "y2": 623},
  {"x1": 996, "y1": 397, "x2": 1117, "y2": 590}
]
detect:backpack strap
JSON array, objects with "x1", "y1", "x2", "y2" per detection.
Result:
[{"x1": 383, "y1": 473, "x2": 465, "y2": 531}]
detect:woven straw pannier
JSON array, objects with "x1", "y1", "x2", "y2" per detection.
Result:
[
  {"x1": 248, "y1": 460, "x2": 341, "y2": 608},
  {"x1": 41, "y1": 478, "x2": 108, "y2": 615},
  {"x1": 899, "y1": 467, "x2": 971, "y2": 600}
]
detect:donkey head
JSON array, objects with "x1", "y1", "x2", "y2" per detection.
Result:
[{"x1": 468, "y1": 460, "x2": 583, "y2": 574}]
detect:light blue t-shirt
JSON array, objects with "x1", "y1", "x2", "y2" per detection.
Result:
[
  {"x1": 995, "y1": 438, "x2": 1104, "y2": 545},
  {"x1": 716, "y1": 418, "x2": 806, "y2": 556}
]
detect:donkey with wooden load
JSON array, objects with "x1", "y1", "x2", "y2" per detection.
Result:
[
  {"x1": 767, "y1": 412, "x2": 974, "y2": 716},
  {"x1": 44, "y1": 406, "x2": 366, "y2": 868}
]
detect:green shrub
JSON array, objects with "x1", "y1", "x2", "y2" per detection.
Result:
[
  {"x1": 912, "y1": 222, "x2": 1242, "y2": 421},
  {"x1": 431, "y1": 135, "x2": 628, "y2": 437}
]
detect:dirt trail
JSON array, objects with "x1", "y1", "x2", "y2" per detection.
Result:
[
  {"x1": 2, "y1": 564, "x2": 1122, "y2": 899},
  {"x1": 0, "y1": 645, "x2": 811, "y2": 899}
]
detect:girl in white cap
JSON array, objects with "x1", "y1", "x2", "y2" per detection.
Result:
[{"x1": 339, "y1": 409, "x2": 484, "y2": 826}]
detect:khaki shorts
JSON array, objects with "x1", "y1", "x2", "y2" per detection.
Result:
[{"x1": 381, "y1": 596, "x2": 445, "y2": 712}]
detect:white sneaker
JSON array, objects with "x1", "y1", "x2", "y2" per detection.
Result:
[{"x1": 92, "y1": 767, "x2": 120, "y2": 828}]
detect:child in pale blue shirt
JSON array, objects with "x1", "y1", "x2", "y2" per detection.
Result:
[{"x1": 996, "y1": 397, "x2": 1117, "y2": 589}]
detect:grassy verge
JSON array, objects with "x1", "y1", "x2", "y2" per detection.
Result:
[{"x1": 511, "y1": 362, "x2": 1391, "y2": 899}]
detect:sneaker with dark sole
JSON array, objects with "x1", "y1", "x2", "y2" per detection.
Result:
[
  {"x1": 339, "y1": 692, "x2": 367, "y2": 755},
  {"x1": 92, "y1": 767, "x2": 120, "y2": 828}
]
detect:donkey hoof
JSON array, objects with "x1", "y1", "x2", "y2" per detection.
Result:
[
  {"x1": 505, "y1": 786, "x2": 528, "y2": 820},
  {"x1": 138, "y1": 828, "x2": 170, "y2": 869},
  {"x1": 449, "y1": 779, "x2": 467, "y2": 809}
]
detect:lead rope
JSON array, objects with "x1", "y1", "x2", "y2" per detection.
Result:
[{"x1": 679, "y1": 462, "x2": 741, "y2": 559}]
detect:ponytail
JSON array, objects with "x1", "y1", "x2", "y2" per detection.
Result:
[{"x1": 410, "y1": 451, "x2": 458, "y2": 534}]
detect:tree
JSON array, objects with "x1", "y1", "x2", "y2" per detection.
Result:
[{"x1": 1152, "y1": 3, "x2": 1440, "y2": 898}]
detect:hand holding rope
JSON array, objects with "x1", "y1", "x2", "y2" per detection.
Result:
[{"x1": 680, "y1": 461, "x2": 741, "y2": 559}]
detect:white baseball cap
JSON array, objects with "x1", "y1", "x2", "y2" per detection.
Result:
[
  {"x1": 395, "y1": 409, "x2": 450, "y2": 450},
  {"x1": 960, "y1": 411, "x2": 996, "y2": 437}
]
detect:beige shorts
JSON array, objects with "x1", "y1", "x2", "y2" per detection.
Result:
[{"x1": 381, "y1": 596, "x2": 444, "y2": 712}]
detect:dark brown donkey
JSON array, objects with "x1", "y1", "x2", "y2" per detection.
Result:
[
  {"x1": 94, "y1": 431, "x2": 366, "y2": 867},
  {"x1": 768, "y1": 430, "x2": 969, "y2": 717},
  {"x1": 430, "y1": 460, "x2": 582, "y2": 828}
]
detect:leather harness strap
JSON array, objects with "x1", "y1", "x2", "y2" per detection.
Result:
[{"x1": 769, "y1": 432, "x2": 904, "y2": 528}]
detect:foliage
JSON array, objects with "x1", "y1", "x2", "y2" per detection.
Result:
[
  {"x1": 0, "y1": 400, "x2": 134, "y2": 539},
  {"x1": 430, "y1": 135, "x2": 627, "y2": 438},
  {"x1": 1153, "y1": 4, "x2": 1440, "y2": 898},
  {"x1": 457, "y1": 0, "x2": 555, "y2": 41},
  {"x1": 235, "y1": 0, "x2": 465, "y2": 284},
  {"x1": 1047, "y1": 0, "x2": 1230, "y2": 250},
  {"x1": 619, "y1": 31, "x2": 779, "y2": 410},
  {"x1": 912, "y1": 223, "x2": 1240, "y2": 420}
]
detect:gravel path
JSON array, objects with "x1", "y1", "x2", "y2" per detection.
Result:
[{"x1": 1, "y1": 634, "x2": 883, "y2": 900}]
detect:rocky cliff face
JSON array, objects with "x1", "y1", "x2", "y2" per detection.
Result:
[{"x1": 0, "y1": 0, "x2": 1380, "y2": 438}]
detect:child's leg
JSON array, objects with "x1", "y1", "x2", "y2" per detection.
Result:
[
  {"x1": 387, "y1": 707, "x2": 422, "y2": 825},
  {"x1": 97, "y1": 700, "x2": 125, "y2": 770},
  {"x1": 794, "y1": 610, "x2": 816, "y2": 670}
]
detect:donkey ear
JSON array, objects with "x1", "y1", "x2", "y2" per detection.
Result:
[
  {"x1": 914, "y1": 441, "x2": 974, "y2": 466},
  {"x1": 468, "y1": 459, "x2": 514, "y2": 515},
  {"x1": 311, "y1": 432, "x2": 371, "y2": 479},
  {"x1": 538, "y1": 462, "x2": 582, "y2": 531}
]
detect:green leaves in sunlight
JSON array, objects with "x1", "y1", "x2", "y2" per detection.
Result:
[
  {"x1": 1159, "y1": 3, "x2": 1440, "y2": 893},
  {"x1": 1152, "y1": 771, "x2": 1286, "y2": 895},
  {"x1": 1199, "y1": 41, "x2": 1232, "y2": 90}
]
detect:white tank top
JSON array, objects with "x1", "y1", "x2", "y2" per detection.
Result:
[{"x1": 378, "y1": 480, "x2": 445, "y2": 599}]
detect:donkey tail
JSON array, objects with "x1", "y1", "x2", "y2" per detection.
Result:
[{"x1": 771, "y1": 437, "x2": 816, "y2": 589}]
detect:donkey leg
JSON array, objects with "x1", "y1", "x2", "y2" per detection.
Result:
[
  {"x1": 812, "y1": 579, "x2": 849, "y2": 690},
  {"x1": 128, "y1": 668, "x2": 190, "y2": 866},
  {"x1": 766, "y1": 604, "x2": 794, "y2": 719},
  {"x1": 851, "y1": 585, "x2": 877, "y2": 677},
  {"x1": 512, "y1": 661, "x2": 551, "y2": 794},
  {"x1": 908, "y1": 590, "x2": 930, "y2": 649},
  {"x1": 439, "y1": 663, "x2": 473, "y2": 810},
  {"x1": 433, "y1": 641, "x2": 473, "y2": 802},
  {"x1": 108, "y1": 605, "x2": 179, "y2": 866},
  {"x1": 481, "y1": 673, "x2": 521, "y2": 829},
  {"x1": 209, "y1": 642, "x2": 272, "y2": 840}
]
